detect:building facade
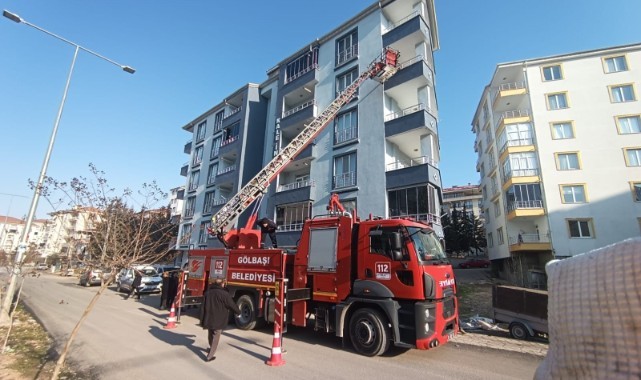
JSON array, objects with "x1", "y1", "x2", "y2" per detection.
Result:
[
  {"x1": 178, "y1": 0, "x2": 443, "y2": 250},
  {"x1": 472, "y1": 43, "x2": 641, "y2": 287},
  {"x1": 441, "y1": 184, "x2": 483, "y2": 219},
  {"x1": 0, "y1": 216, "x2": 49, "y2": 254},
  {"x1": 41, "y1": 207, "x2": 99, "y2": 258}
]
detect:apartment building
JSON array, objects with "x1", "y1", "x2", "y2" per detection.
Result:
[
  {"x1": 0, "y1": 216, "x2": 49, "y2": 254},
  {"x1": 178, "y1": 0, "x2": 443, "y2": 250},
  {"x1": 472, "y1": 43, "x2": 641, "y2": 287},
  {"x1": 441, "y1": 184, "x2": 483, "y2": 219},
  {"x1": 41, "y1": 207, "x2": 99, "y2": 258}
]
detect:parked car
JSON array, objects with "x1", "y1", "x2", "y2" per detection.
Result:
[
  {"x1": 79, "y1": 268, "x2": 107, "y2": 287},
  {"x1": 35, "y1": 263, "x2": 48, "y2": 270},
  {"x1": 116, "y1": 266, "x2": 162, "y2": 294},
  {"x1": 153, "y1": 264, "x2": 181, "y2": 275},
  {"x1": 458, "y1": 257, "x2": 491, "y2": 269}
]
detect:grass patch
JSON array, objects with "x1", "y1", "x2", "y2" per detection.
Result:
[{"x1": 457, "y1": 284, "x2": 494, "y2": 319}]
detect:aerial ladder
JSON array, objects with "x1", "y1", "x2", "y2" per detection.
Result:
[{"x1": 208, "y1": 47, "x2": 400, "y2": 248}]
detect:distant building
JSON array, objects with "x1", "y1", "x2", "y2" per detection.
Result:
[
  {"x1": 168, "y1": 186, "x2": 185, "y2": 225},
  {"x1": 441, "y1": 184, "x2": 483, "y2": 219},
  {"x1": 472, "y1": 42, "x2": 641, "y2": 288},
  {"x1": 0, "y1": 215, "x2": 49, "y2": 254},
  {"x1": 42, "y1": 207, "x2": 100, "y2": 258}
]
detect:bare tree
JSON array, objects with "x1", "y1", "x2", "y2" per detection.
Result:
[{"x1": 27, "y1": 164, "x2": 177, "y2": 379}]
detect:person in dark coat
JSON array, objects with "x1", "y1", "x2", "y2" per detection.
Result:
[
  {"x1": 125, "y1": 269, "x2": 143, "y2": 300},
  {"x1": 199, "y1": 279, "x2": 241, "y2": 362},
  {"x1": 166, "y1": 271, "x2": 179, "y2": 309},
  {"x1": 257, "y1": 217, "x2": 278, "y2": 248},
  {"x1": 159, "y1": 271, "x2": 170, "y2": 309}
]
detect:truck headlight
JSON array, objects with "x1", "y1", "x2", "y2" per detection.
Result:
[
  {"x1": 425, "y1": 323, "x2": 430, "y2": 333},
  {"x1": 424, "y1": 309, "x2": 430, "y2": 318}
]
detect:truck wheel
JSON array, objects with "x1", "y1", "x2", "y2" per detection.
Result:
[
  {"x1": 509, "y1": 322, "x2": 529, "y2": 340},
  {"x1": 349, "y1": 308, "x2": 390, "y2": 356},
  {"x1": 235, "y1": 295, "x2": 258, "y2": 330}
]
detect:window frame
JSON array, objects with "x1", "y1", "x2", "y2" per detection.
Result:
[
  {"x1": 550, "y1": 121, "x2": 575, "y2": 140},
  {"x1": 336, "y1": 67, "x2": 359, "y2": 97},
  {"x1": 497, "y1": 227, "x2": 504, "y2": 245},
  {"x1": 541, "y1": 64, "x2": 563, "y2": 81},
  {"x1": 560, "y1": 184, "x2": 588, "y2": 204},
  {"x1": 334, "y1": 108, "x2": 359, "y2": 145},
  {"x1": 616, "y1": 115, "x2": 641, "y2": 135},
  {"x1": 629, "y1": 182, "x2": 641, "y2": 202},
  {"x1": 555, "y1": 151, "x2": 581, "y2": 171},
  {"x1": 546, "y1": 92, "x2": 569, "y2": 110},
  {"x1": 333, "y1": 152, "x2": 357, "y2": 189},
  {"x1": 203, "y1": 190, "x2": 216, "y2": 214},
  {"x1": 335, "y1": 29, "x2": 358, "y2": 67},
  {"x1": 567, "y1": 218, "x2": 594, "y2": 239},
  {"x1": 603, "y1": 55, "x2": 629, "y2": 73},
  {"x1": 487, "y1": 232, "x2": 494, "y2": 248},
  {"x1": 624, "y1": 147, "x2": 641, "y2": 167},
  {"x1": 198, "y1": 221, "x2": 211, "y2": 245},
  {"x1": 196, "y1": 120, "x2": 207, "y2": 142},
  {"x1": 609, "y1": 83, "x2": 636, "y2": 103}
]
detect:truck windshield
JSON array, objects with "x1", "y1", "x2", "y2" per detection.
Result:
[{"x1": 407, "y1": 227, "x2": 447, "y2": 262}]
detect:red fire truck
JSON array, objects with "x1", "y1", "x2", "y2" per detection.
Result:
[{"x1": 184, "y1": 48, "x2": 458, "y2": 356}]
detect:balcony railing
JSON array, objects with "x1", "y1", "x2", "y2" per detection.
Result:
[
  {"x1": 283, "y1": 99, "x2": 315, "y2": 118},
  {"x1": 390, "y1": 213, "x2": 441, "y2": 226},
  {"x1": 222, "y1": 106, "x2": 242, "y2": 121},
  {"x1": 213, "y1": 197, "x2": 227, "y2": 206},
  {"x1": 284, "y1": 63, "x2": 318, "y2": 84},
  {"x1": 508, "y1": 232, "x2": 550, "y2": 245},
  {"x1": 384, "y1": 103, "x2": 425, "y2": 122},
  {"x1": 333, "y1": 171, "x2": 356, "y2": 189},
  {"x1": 504, "y1": 168, "x2": 539, "y2": 181},
  {"x1": 495, "y1": 109, "x2": 531, "y2": 131},
  {"x1": 507, "y1": 200, "x2": 543, "y2": 212},
  {"x1": 221, "y1": 135, "x2": 239, "y2": 147},
  {"x1": 277, "y1": 223, "x2": 305, "y2": 232},
  {"x1": 277, "y1": 179, "x2": 312, "y2": 192},
  {"x1": 337, "y1": 44, "x2": 358, "y2": 66},
  {"x1": 334, "y1": 126, "x2": 358, "y2": 145},
  {"x1": 217, "y1": 166, "x2": 236, "y2": 176},
  {"x1": 386, "y1": 155, "x2": 438, "y2": 171},
  {"x1": 382, "y1": 10, "x2": 420, "y2": 33},
  {"x1": 499, "y1": 137, "x2": 535, "y2": 155},
  {"x1": 498, "y1": 81, "x2": 526, "y2": 92}
]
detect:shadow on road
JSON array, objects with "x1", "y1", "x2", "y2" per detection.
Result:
[{"x1": 148, "y1": 325, "x2": 206, "y2": 360}]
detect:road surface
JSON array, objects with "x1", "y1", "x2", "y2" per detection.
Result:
[{"x1": 16, "y1": 272, "x2": 542, "y2": 379}]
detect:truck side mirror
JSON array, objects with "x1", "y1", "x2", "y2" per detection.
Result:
[{"x1": 390, "y1": 232, "x2": 403, "y2": 261}]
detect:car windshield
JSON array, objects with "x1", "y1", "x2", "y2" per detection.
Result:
[
  {"x1": 407, "y1": 227, "x2": 447, "y2": 262},
  {"x1": 140, "y1": 269, "x2": 158, "y2": 276}
]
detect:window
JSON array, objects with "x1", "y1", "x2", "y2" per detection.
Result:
[
  {"x1": 610, "y1": 84, "x2": 636, "y2": 103},
  {"x1": 487, "y1": 232, "x2": 494, "y2": 248},
  {"x1": 542, "y1": 65, "x2": 563, "y2": 81},
  {"x1": 503, "y1": 152, "x2": 538, "y2": 178},
  {"x1": 493, "y1": 200, "x2": 501, "y2": 217},
  {"x1": 222, "y1": 122, "x2": 240, "y2": 143},
  {"x1": 555, "y1": 152, "x2": 581, "y2": 170},
  {"x1": 624, "y1": 148, "x2": 641, "y2": 167},
  {"x1": 188, "y1": 170, "x2": 200, "y2": 192},
  {"x1": 604, "y1": 55, "x2": 628, "y2": 73},
  {"x1": 485, "y1": 208, "x2": 490, "y2": 223},
  {"x1": 336, "y1": 30, "x2": 358, "y2": 66},
  {"x1": 207, "y1": 163, "x2": 218, "y2": 186},
  {"x1": 198, "y1": 222, "x2": 211, "y2": 245},
  {"x1": 336, "y1": 68, "x2": 358, "y2": 97},
  {"x1": 630, "y1": 182, "x2": 641, "y2": 202},
  {"x1": 617, "y1": 115, "x2": 641, "y2": 134},
  {"x1": 497, "y1": 228, "x2": 504, "y2": 245},
  {"x1": 196, "y1": 121, "x2": 207, "y2": 142},
  {"x1": 210, "y1": 137, "x2": 221, "y2": 159},
  {"x1": 213, "y1": 110, "x2": 224, "y2": 132},
  {"x1": 276, "y1": 201, "x2": 311, "y2": 231},
  {"x1": 506, "y1": 184, "x2": 543, "y2": 211},
  {"x1": 333, "y1": 152, "x2": 357, "y2": 189},
  {"x1": 193, "y1": 146, "x2": 203, "y2": 166},
  {"x1": 334, "y1": 109, "x2": 358, "y2": 144},
  {"x1": 388, "y1": 186, "x2": 433, "y2": 220},
  {"x1": 561, "y1": 184, "x2": 587, "y2": 203},
  {"x1": 180, "y1": 223, "x2": 193, "y2": 245},
  {"x1": 185, "y1": 196, "x2": 196, "y2": 218},
  {"x1": 551, "y1": 122, "x2": 575, "y2": 139},
  {"x1": 568, "y1": 219, "x2": 593, "y2": 238},
  {"x1": 285, "y1": 47, "x2": 319, "y2": 83},
  {"x1": 203, "y1": 191, "x2": 215, "y2": 214},
  {"x1": 547, "y1": 93, "x2": 569, "y2": 110}
]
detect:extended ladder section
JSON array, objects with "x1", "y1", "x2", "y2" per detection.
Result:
[{"x1": 209, "y1": 47, "x2": 399, "y2": 235}]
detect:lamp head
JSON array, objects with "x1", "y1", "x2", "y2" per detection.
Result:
[
  {"x1": 3, "y1": 10, "x2": 22, "y2": 23},
  {"x1": 122, "y1": 66, "x2": 136, "y2": 74}
]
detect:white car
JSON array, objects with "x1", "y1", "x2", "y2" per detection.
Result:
[{"x1": 116, "y1": 266, "x2": 162, "y2": 294}]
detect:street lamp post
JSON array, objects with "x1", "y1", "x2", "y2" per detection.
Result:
[{"x1": 0, "y1": 10, "x2": 135, "y2": 325}]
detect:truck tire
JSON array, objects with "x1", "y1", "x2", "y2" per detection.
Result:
[
  {"x1": 349, "y1": 308, "x2": 391, "y2": 356},
  {"x1": 509, "y1": 322, "x2": 529, "y2": 340},
  {"x1": 235, "y1": 295, "x2": 258, "y2": 330}
]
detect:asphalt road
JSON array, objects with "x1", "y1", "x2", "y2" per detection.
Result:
[{"x1": 15, "y1": 272, "x2": 541, "y2": 380}]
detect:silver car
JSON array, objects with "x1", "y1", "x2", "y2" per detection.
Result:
[{"x1": 116, "y1": 266, "x2": 162, "y2": 294}]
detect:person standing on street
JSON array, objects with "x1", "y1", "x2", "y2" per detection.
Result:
[
  {"x1": 125, "y1": 269, "x2": 143, "y2": 300},
  {"x1": 199, "y1": 279, "x2": 241, "y2": 362}
]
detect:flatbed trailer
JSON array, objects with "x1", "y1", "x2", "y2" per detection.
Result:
[{"x1": 492, "y1": 285, "x2": 548, "y2": 340}]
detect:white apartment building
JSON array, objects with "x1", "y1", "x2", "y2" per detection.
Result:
[
  {"x1": 0, "y1": 215, "x2": 49, "y2": 254},
  {"x1": 473, "y1": 43, "x2": 641, "y2": 287},
  {"x1": 441, "y1": 184, "x2": 483, "y2": 219},
  {"x1": 178, "y1": 0, "x2": 443, "y2": 250},
  {"x1": 41, "y1": 207, "x2": 99, "y2": 258}
]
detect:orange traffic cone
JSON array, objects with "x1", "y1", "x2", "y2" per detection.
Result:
[
  {"x1": 265, "y1": 330, "x2": 285, "y2": 366},
  {"x1": 164, "y1": 304, "x2": 177, "y2": 329}
]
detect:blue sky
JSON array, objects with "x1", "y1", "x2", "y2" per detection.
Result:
[{"x1": 1, "y1": 0, "x2": 639, "y2": 219}]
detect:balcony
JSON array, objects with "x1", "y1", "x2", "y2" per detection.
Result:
[
  {"x1": 499, "y1": 137, "x2": 535, "y2": 161},
  {"x1": 184, "y1": 141, "x2": 192, "y2": 154},
  {"x1": 221, "y1": 106, "x2": 242, "y2": 129},
  {"x1": 180, "y1": 162, "x2": 189, "y2": 177},
  {"x1": 218, "y1": 135, "x2": 240, "y2": 159},
  {"x1": 272, "y1": 180, "x2": 312, "y2": 205},
  {"x1": 385, "y1": 156, "x2": 441, "y2": 189},
  {"x1": 282, "y1": 64, "x2": 319, "y2": 92},
  {"x1": 280, "y1": 100, "x2": 316, "y2": 138},
  {"x1": 493, "y1": 81, "x2": 527, "y2": 109},
  {"x1": 384, "y1": 102, "x2": 437, "y2": 137},
  {"x1": 508, "y1": 232, "x2": 552, "y2": 253},
  {"x1": 382, "y1": 11, "x2": 429, "y2": 53},
  {"x1": 495, "y1": 109, "x2": 531, "y2": 135},
  {"x1": 215, "y1": 165, "x2": 237, "y2": 188},
  {"x1": 502, "y1": 168, "x2": 540, "y2": 190},
  {"x1": 507, "y1": 200, "x2": 545, "y2": 220},
  {"x1": 385, "y1": 55, "x2": 434, "y2": 94}
]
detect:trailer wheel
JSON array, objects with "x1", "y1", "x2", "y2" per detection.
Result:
[
  {"x1": 509, "y1": 322, "x2": 530, "y2": 340},
  {"x1": 349, "y1": 308, "x2": 390, "y2": 357},
  {"x1": 235, "y1": 295, "x2": 258, "y2": 330}
]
